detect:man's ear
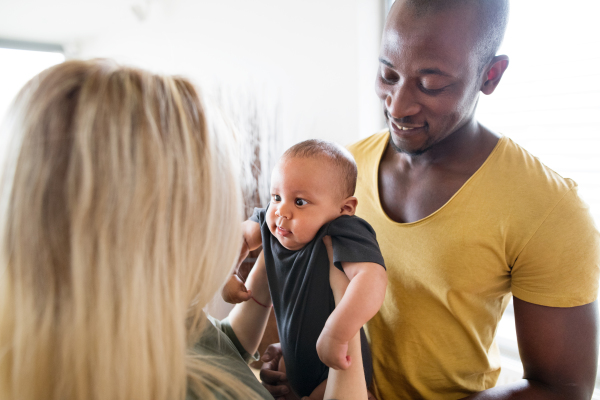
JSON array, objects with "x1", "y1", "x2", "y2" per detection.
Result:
[
  {"x1": 481, "y1": 55, "x2": 509, "y2": 95},
  {"x1": 340, "y1": 196, "x2": 358, "y2": 216}
]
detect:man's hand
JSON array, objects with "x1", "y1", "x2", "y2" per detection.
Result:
[
  {"x1": 316, "y1": 326, "x2": 351, "y2": 370},
  {"x1": 260, "y1": 343, "x2": 298, "y2": 400},
  {"x1": 221, "y1": 273, "x2": 252, "y2": 304}
]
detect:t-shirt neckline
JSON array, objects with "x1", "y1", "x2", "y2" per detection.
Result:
[{"x1": 374, "y1": 133, "x2": 507, "y2": 227}]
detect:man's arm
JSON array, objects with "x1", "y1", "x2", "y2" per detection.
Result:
[
  {"x1": 316, "y1": 260, "x2": 387, "y2": 370},
  {"x1": 464, "y1": 297, "x2": 599, "y2": 400}
]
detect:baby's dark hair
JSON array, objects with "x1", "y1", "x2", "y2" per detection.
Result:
[{"x1": 281, "y1": 139, "x2": 357, "y2": 198}]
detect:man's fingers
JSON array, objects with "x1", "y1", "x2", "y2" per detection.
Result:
[
  {"x1": 261, "y1": 382, "x2": 290, "y2": 397},
  {"x1": 261, "y1": 354, "x2": 273, "y2": 363},
  {"x1": 260, "y1": 369, "x2": 287, "y2": 384},
  {"x1": 261, "y1": 343, "x2": 282, "y2": 362}
]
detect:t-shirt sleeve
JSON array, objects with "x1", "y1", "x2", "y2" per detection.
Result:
[
  {"x1": 326, "y1": 216, "x2": 386, "y2": 272},
  {"x1": 249, "y1": 207, "x2": 266, "y2": 224},
  {"x1": 511, "y1": 187, "x2": 600, "y2": 307},
  {"x1": 210, "y1": 316, "x2": 260, "y2": 363}
]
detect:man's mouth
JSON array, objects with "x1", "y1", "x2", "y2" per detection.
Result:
[{"x1": 391, "y1": 120, "x2": 425, "y2": 131}]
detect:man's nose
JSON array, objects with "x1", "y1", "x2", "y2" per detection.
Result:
[{"x1": 386, "y1": 82, "x2": 420, "y2": 120}]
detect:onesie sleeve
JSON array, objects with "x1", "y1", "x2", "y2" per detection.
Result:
[
  {"x1": 326, "y1": 216, "x2": 386, "y2": 272},
  {"x1": 511, "y1": 187, "x2": 600, "y2": 307},
  {"x1": 249, "y1": 207, "x2": 266, "y2": 225}
]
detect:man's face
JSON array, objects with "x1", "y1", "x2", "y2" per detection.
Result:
[
  {"x1": 266, "y1": 156, "x2": 344, "y2": 251},
  {"x1": 375, "y1": 2, "x2": 485, "y2": 155}
]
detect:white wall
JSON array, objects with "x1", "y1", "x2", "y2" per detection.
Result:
[
  {"x1": 1, "y1": 0, "x2": 386, "y2": 319},
  {"x1": 70, "y1": 0, "x2": 385, "y2": 151}
]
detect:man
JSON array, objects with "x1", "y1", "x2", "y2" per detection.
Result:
[{"x1": 261, "y1": 0, "x2": 600, "y2": 398}]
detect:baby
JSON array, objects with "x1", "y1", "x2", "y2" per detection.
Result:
[{"x1": 223, "y1": 139, "x2": 387, "y2": 399}]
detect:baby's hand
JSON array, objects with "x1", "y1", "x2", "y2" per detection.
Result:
[
  {"x1": 316, "y1": 326, "x2": 351, "y2": 370},
  {"x1": 221, "y1": 274, "x2": 252, "y2": 304}
]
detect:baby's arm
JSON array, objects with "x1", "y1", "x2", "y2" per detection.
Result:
[
  {"x1": 303, "y1": 237, "x2": 368, "y2": 400},
  {"x1": 316, "y1": 256, "x2": 387, "y2": 370},
  {"x1": 221, "y1": 220, "x2": 263, "y2": 304},
  {"x1": 228, "y1": 251, "x2": 272, "y2": 355}
]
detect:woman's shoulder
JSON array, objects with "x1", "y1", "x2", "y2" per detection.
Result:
[{"x1": 187, "y1": 316, "x2": 272, "y2": 400}]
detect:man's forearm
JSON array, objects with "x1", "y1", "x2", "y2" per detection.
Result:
[{"x1": 462, "y1": 379, "x2": 593, "y2": 400}]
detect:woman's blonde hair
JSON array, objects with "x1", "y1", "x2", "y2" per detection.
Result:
[{"x1": 0, "y1": 59, "x2": 257, "y2": 400}]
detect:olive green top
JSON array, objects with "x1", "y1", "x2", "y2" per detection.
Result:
[{"x1": 186, "y1": 316, "x2": 272, "y2": 400}]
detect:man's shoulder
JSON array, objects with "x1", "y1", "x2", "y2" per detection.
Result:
[
  {"x1": 489, "y1": 136, "x2": 577, "y2": 196},
  {"x1": 346, "y1": 130, "x2": 389, "y2": 160}
]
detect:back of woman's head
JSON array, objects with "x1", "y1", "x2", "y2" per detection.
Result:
[{"x1": 0, "y1": 59, "x2": 247, "y2": 400}]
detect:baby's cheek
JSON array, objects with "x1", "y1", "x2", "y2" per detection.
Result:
[{"x1": 265, "y1": 210, "x2": 275, "y2": 226}]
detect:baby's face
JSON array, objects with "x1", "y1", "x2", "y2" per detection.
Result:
[{"x1": 266, "y1": 156, "x2": 345, "y2": 251}]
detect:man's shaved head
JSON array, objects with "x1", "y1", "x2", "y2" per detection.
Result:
[{"x1": 392, "y1": 0, "x2": 509, "y2": 68}]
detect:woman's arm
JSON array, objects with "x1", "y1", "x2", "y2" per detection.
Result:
[{"x1": 228, "y1": 252, "x2": 272, "y2": 355}]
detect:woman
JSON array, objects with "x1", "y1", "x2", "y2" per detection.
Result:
[{"x1": 0, "y1": 59, "x2": 273, "y2": 400}]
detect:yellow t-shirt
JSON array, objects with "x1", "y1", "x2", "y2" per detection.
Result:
[{"x1": 348, "y1": 131, "x2": 600, "y2": 400}]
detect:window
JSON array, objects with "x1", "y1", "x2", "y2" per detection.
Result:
[
  {"x1": 476, "y1": 2, "x2": 600, "y2": 396},
  {"x1": 0, "y1": 40, "x2": 65, "y2": 168}
]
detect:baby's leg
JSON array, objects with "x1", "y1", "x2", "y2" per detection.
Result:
[
  {"x1": 322, "y1": 329, "x2": 368, "y2": 400},
  {"x1": 320, "y1": 235, "x2": 369, "y2": 400}
]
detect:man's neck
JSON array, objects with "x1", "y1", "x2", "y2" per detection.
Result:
[{"x1": 377, "y1": 120, "x2": 500, "y2": 223}]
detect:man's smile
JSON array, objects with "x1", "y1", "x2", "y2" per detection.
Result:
[{"x1": 390, "y1": 120, "x2": 425, "y2": 132}]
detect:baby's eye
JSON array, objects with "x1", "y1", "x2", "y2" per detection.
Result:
[
  {"x1": 295, "y1": 198, "x2": 308, "y2": 206},
  {"x1": 272, "y1": 194, "x2": 281, "y2": 202}
]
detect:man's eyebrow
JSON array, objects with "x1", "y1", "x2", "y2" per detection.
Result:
[
  {"x1": 378, "y1": 57, "x2": 394, "y2": 68},
  {"x1": 378, "y1": 59, "x2": 452, "y2": 78},
  {"x1": 418, "y1": 68, "x2": 453, "y2": 78}
]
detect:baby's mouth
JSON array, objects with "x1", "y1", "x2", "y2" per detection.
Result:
[{"x1": 276, "y1": 225, "x2": 291, "y2": 236}]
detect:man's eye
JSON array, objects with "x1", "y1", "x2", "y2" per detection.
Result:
[
  {"x1": 272, "y1": 195, "x2": 281, "y2": 202},
  {"x1": 381, "y1": 71, "x2": 398, "y2": 84},
  {"x1": 419, "y1": 82, "x2": 447, "y2": 95},
  {"x1": 295, "y1": 198, "x2": 308, "y2": 206}
]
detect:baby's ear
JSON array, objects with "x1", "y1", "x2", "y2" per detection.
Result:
[{"x1": 340, "y1": 196, "x2": 358, "y2": 216}]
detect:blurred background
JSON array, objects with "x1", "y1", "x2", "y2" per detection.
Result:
[{"x1": 1, "y1": 0, "x2": 599, "y2": 394}]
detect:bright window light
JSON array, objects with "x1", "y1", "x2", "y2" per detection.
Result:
[
  {"x1": 0, "y1": 47, "x2": 65, "y2": 122},
  {"x1": 0, "y1": 47, "x2": 64, "y2": 171},
  {"x1": 476, "y1": 1, "x2": 600, "y2": 396},
  {"x1": 476, "y1": 1, "x2": 600, "y2": 227}
]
